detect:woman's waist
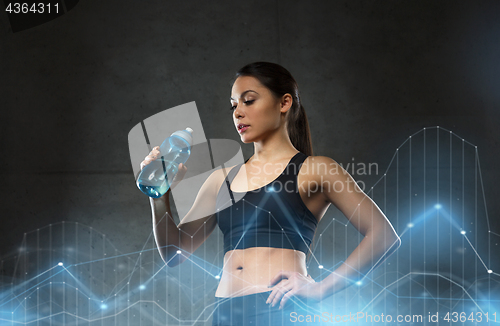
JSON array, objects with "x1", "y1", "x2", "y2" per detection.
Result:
[{"x1": 215, "y1": 247, "x2": 307, "y2": 297}]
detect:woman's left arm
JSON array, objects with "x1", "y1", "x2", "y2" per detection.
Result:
[{"x1": 267, "y1": 156, "x2": 401, "y2": 309}]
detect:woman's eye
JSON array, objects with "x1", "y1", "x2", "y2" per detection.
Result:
[{"x1": 230, "y1": 100, "x2": 254, "y2": 110}]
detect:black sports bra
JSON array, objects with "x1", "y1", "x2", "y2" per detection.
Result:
[{"x1": 215, "y1": 152, "x2": 318, "y2": 255}]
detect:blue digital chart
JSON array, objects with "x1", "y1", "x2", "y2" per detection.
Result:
[{"x1": 1, "y1": 125, "x2": 498, "y2": 325}]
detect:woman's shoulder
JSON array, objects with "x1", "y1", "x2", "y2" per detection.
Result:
[
  {"x1": 303, "y1": 155, "x2": 341, "y2": 169},
  {"x1": 205, "y1": 164, "x2": 240, "y2": 191},
  {"x1": 210, "y1": 164, "x2": 238, "y2": 177},
  {"x1": 301, "y1": 155, "x2": 350, "y2": 178}
]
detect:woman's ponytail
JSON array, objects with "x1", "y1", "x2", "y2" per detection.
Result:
[{"x1": 287, "y1": 103, "x2": 313, "y2": 157}]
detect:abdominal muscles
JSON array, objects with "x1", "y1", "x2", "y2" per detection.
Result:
[{"x1": 215, "y1": 247, "x2": 307, "y2": 298}]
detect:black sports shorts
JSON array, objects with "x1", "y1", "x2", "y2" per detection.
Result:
[{"x1": 211, "y1": 290, "x2": 322, "y2": 326}]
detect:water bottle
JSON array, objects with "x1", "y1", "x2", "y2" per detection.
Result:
[{"x1": 136, "y1": 127, "x2": 194, "y2": 198}]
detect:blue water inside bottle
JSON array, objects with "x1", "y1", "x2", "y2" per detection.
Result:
[{"x1": 136, "y1": 130, "x2": 192, "y2": 198}]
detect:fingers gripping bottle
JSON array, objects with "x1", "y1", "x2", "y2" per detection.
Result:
[{"x1": 136, "y1": 128, "x2": 194, "y2": 198}]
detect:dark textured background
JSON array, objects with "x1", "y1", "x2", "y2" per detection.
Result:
[{"x1": 1, "y1": 0, "x2": 499, "y2": 292}]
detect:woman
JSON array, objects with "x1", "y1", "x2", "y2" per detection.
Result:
[{"x1": 141, "y1": 62, "x2": 401, "y2": 325}]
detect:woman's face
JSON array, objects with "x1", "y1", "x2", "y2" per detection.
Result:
[{"x1": 230, "y1": 76, "x2": 290, "y2": 143}]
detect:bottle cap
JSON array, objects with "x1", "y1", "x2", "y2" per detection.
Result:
[{"x1": 171, "y1": 127, "x2": 194, "y2": 146}]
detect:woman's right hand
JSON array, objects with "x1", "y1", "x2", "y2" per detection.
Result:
[
  {"x1": 140, "y1": 146, "x2": 188, "y2": 191},
  {"x1": 140, "y1": 146, "x2": 161, "y2": 171}
]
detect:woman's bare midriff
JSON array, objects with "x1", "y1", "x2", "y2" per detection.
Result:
[{"x1": 215, "y1": 247, "x2": 307, "y2": 298}]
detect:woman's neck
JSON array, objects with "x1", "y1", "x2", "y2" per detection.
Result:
[{"x1": 251, "y1": 128, "x2": 298, "y2": 163}]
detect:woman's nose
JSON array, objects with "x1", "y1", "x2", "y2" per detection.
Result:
[{"x1": 233, "y1": 104, "x2": 244, "y2": 119}]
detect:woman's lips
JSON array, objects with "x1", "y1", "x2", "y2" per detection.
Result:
[{"x1": 238, "y1": 124, "x2": 249, "y2": 134}]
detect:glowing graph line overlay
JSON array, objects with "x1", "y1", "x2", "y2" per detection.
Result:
[
  {"x1": 1, "y1": 126, "x2": 499, "y2": 325},
  {"x1": 307, "y1": 126, "x2": 498, "y2": 322}
]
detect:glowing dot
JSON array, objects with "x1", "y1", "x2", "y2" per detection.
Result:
[
  {"x1": 268, "y1": 186, "x2": 275, "y2": 192},
  {"x1": 176, "y1": 250, "x2": 181, "y2": 254},
  {"x1": 356, "y1": 281, "x2": 362, "y2": 286},
  {"x1": 215, "y1": 275, "x2": 220, "y2": 279},
  {"x1": 58, "y1": 262, "x2": 63, "y2": 266},
  {"x1": 488, "y1": 270, "x2": 493, "y2": 274},
  {"x1": 318, "y1": 265, "x2": 323, "y2": 269},
  {"x1": 139, "y1": 285, "x2": 146, "y2": 290},
  {"x1": 434, "y1": 204, "x2": 442, "y2": 209},
  {"x1": 100, "y1": 304, "x2": 108, "y2": 309},
  {"x1": 461, "y1": 230, "x2": 466, "y2": 235},
  {"x1": 407, "y1": 223, "x2": 414, "y2": 228}
]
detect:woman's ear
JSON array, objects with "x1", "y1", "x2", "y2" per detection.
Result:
[{"x1": 279, "y1": 93, "x2": 293, "y2": 113}]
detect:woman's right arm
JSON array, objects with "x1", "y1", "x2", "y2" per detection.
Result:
[{"x1": 141, "y1": 147, "x2": 223, "y2": 267}]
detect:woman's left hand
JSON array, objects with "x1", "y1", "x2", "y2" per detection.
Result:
[{"x1": 266, "y1": 271, "x2": 324, "y2": 310}]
